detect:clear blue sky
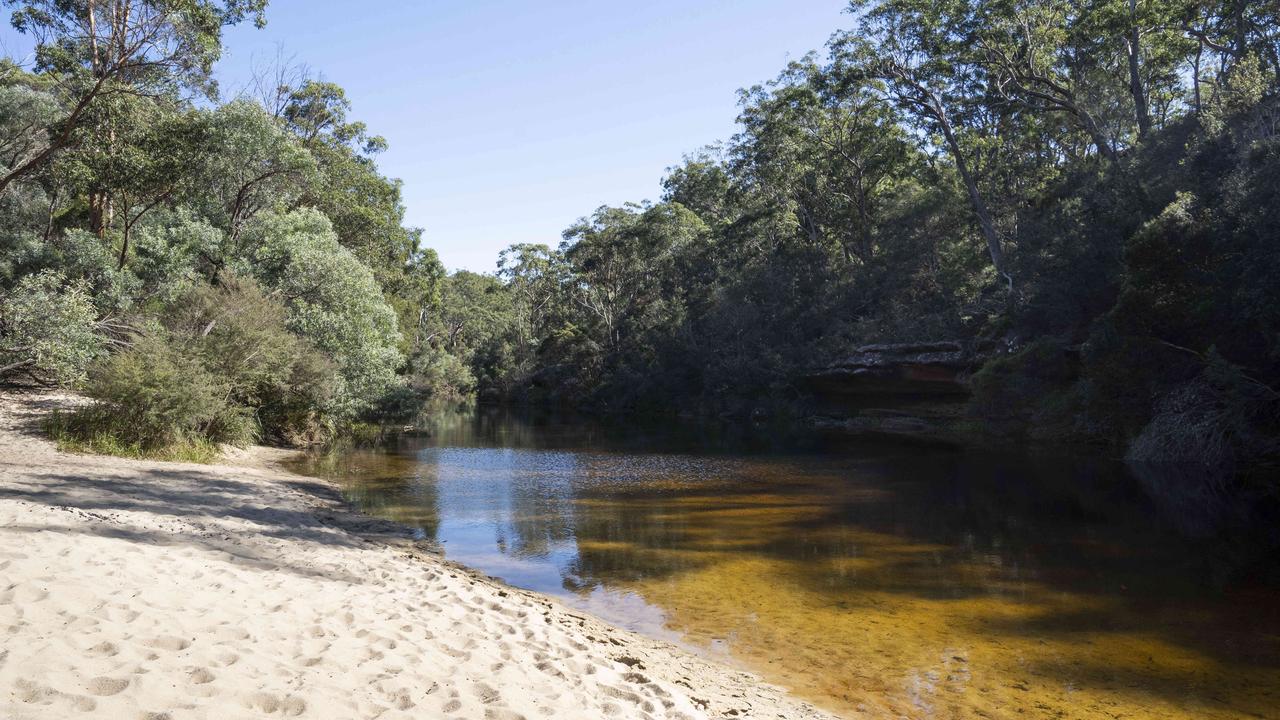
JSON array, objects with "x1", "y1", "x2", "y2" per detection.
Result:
[{"x1": 6, "y1": 1, "x2": 851, "y2": 271}]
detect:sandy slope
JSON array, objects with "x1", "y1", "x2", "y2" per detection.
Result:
[{"x1": 0, "y1": 392, "x2": 841, "y2": 720}]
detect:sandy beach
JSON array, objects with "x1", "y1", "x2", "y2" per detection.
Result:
[{"x1": 0, "y1": 392, "x2": 839, "y2": 720}]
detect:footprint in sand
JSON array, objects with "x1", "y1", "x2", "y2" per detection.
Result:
[
  {"x1": 472, "y1": 682, "x2": 501, "y2": 705},
  {"x1": 212, "y1": 651, "x2": 240, "y2": 667},
  {"x1": 440, "y1": 644, "x2": 469, "y2": 661},
  {"x1": 147, "y1": 636, "x2": 191, "y2": 652},
  {"x1": 535, "y1": 661, "x2": 565, "y2": 679},
  {"x1": 385, "y1": 688, "x2": 414, "y2": 711},
  {"x1": 86, "y1": 676, "x2": 130, "y2": 696},
  {"x1": 32, "y1": 684, "x2": 97, "y2": 711},
  {"x1": 187, "y1": 667, "x2": 215, "y2": 684},
  {"x1": 85, "y1": 641, "x2": 119, "y2": 657},
  {"x1": 243, "y1": 691, "x2": 305, "y2": 715},
  {"x1": 66, "y1": 616, "x2": 99, "y2": 632},
  {"x1": 95, "y1": 605, "x2": 139, "y2": 624}
]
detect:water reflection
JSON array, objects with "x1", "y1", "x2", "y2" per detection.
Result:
[{"x1": 291, "y1": 410, "x2": 1280, "y2": 719}]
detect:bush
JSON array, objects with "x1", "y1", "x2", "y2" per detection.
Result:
[
  {"x1": 1126, "y1": 353, "x2": 1280, "y2": 476},
  {"x1": 238, "y1": 209, "x2": 404, "y2": 418},
  {"x1": 46, "y1": 411, "x2": 223, "y2": 464},
  {"x1": 968, "y1": 340, "x2": 1081, "y2": 440},
  {"x1": 0, "y1": 270, "x2": 104, "y2": 385},
  {"x1": 50, "y1": 277, "x2": 345, "y2": 457},
  {"x1": 159, "y1": 276, "x2": 339, "y2": 445},
  {"x1": 69, "y1": 333, "x2": 249, "y2": 451}
]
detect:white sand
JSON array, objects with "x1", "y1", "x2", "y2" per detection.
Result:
[{"x1": 0, "y1": 392, "x2": 841, "y2": 720}]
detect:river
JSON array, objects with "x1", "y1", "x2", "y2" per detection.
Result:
[{"x1": 289, "y1": 409, "x2": 1280, "y2": 719}]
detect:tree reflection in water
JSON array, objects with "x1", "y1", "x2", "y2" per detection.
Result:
[{"x1": 292, "y1": 409, "x2": 1280, "y2": 719}]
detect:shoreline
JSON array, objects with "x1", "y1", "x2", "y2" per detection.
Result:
[{"x1": 0, "y1": 391, "x2": 841, "y2": 720}]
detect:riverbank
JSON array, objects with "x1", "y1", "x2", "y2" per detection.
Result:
[{"x1": 0, "y1": 391, "x2": 838, "y2": 720}]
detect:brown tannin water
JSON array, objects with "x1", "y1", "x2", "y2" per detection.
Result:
[{"x1": 290, "y1": 410, "x2": 1280, "y2": 719}]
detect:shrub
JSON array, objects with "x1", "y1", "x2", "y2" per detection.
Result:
[
  {"x1": 1126, "y1": 353, "x2": 1280, "y2": 477},
  {"x1": 73, "y1": 333, "x2": 246, "y2": 449},
  {"x1": 51, "y1": 277, "x2": 345, "y2": 456},
  {"x1": 0, "y1": 270, "x2": 104, "y2": 385},
  {"x1": 164, "y1": 276, "x2": 305, "y2": 405},
  {"x1": 164, "y1": 276, "x2": 340, "y2": 444},
  {"x1": 46, "y1": 410, "x2": 223, "y2": 464},
  {"x1": 238, "y1": 209, "x2": 404, "y2": 418},
  {"x1": 968, "y1": 340, "x2": 1081, "y2": 440}
]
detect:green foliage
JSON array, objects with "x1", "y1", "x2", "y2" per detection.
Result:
[
  {"x1": 281, "y1": 80, "x2": 423, "y2": 295},
  {"x1": 199, "y1": 99, "x2": 315, "y2": 247},
  {"x1": 75, "y1": 333, "x2": 249, "y2": 449},
  {"x1": 5, "y1": 0, "x2": 1279, "y2": 474},
  {"x1": 419, "y1": 270, "x2": 518, "y2": 397},
  {"x1": 2, "y1": 3, "x2": 442, "y2": 452},
  {"x1": 969, "y1": 340, "x2": 1082, "y2": 439},
  {"x1": 49, "y1": 276, "x2": 343, "y2": 456},
  {"x1": 1080, "y1": 119, "x2": 1280, "y2": 462},
  {"x1": 239, "y1": 209, "x2": 403, "y2": 417},
  {"x1": 46, "y1": 411, "x2": 223, "y2": 463},
  {"x1": 0, "y1": 83, "x2": 58, "y2": 171},
  {"x1": 129, "y1": 209, "x2": 223, "y2": 302},
  {"x1": 1, "y1": 0, "x2": 268, "y2": 194},
  {"x1": 162, "y1": 276, "x2": 339, "y2": 443},
  {"x1": 0, "y1": 270, "x2": 103, "y2": 384}
]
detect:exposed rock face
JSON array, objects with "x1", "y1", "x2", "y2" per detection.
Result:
[
  {"x1": 802, "y1": 341, "x2": 998, "y2": 446},
  {"x1": 803, "y1": 341, "x2": 981, "y2": 398}
]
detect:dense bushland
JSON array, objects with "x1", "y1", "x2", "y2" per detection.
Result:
[
  {"x1": 2, "y1": 0, "x2": 1278, "y2": 474},
  {"x1": 0, "y1": 1, "x2": 445, "y2": 455},
  {"x1": 410, "y1": 0, "x2": 1280, "y2": 473}
]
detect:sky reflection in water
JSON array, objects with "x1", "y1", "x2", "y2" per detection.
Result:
[{"x1": 291, "y1": 411, "x2": 1280, "y2": 719}]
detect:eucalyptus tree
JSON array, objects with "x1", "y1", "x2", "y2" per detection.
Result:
[
  {"x1": 50, "y1": 94, "x2": 210, "y2": 266},
  {"x1": 496, "y1": 242, "x2": 570, "y2": 353},
  {"x1": 279, "y1": 80, "x2": 418, "y2": 287},
  {"x1": 660, "y1": 151, "x2": 735, "y2": 228},
  {"x1": 1180, "y1": 0, "x2": 1280, "y2": 106},
  {"x1": 560, "y1": 206, "x2": 645, "y2": 353},
  {"x1": 392, "y1": 246, "x2": 445, "y2": 354},
  {"x1": 0, "y1": 0, "x2": 268, "y2": 194},
  {"x1": 237, "y1": 209, "x2": 403, "y2": 418},
  {"x1": 836, "y1": 0, "x2": 1012, "y2": 286},
  {"x1": 200, "y1": 99, "x2": 314, "y2": 252},
  {"x1": 734, "y1": 57, "x2": 917, "y2": 264},
  {"x1": 976, "y1": 0, "x2": 1125, "y2": 160},
  {"x1": 560, "y1": 202, "x2": 705, "y2": 355}
]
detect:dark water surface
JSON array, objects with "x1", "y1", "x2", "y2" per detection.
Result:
[{"x1": 290, "y1": 410, "x2": 1280, "y2": 719}]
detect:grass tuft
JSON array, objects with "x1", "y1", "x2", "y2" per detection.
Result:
[{"x1": 45, "y1": 409, "x2": 222, "y2": 464}]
